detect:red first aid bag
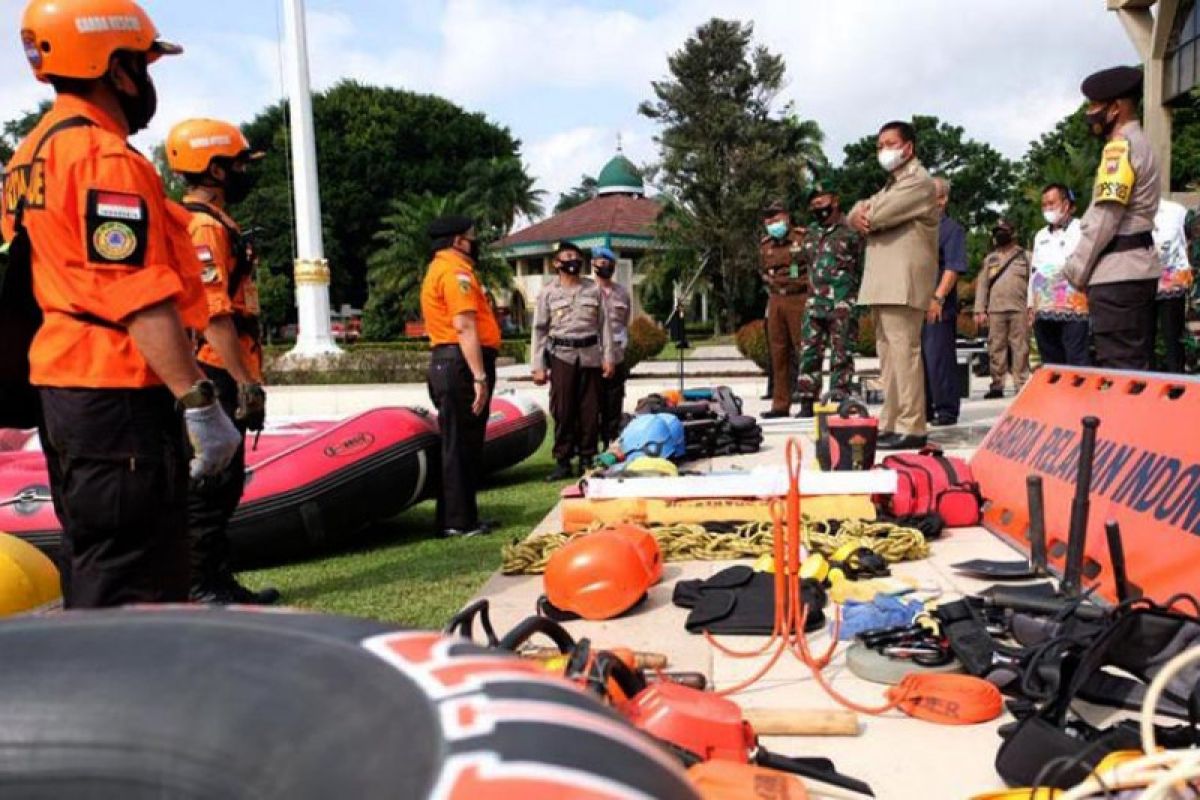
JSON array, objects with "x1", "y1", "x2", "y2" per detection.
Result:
[{"x1": 878, "y1": 446, "x2": 982, "y2": 527}]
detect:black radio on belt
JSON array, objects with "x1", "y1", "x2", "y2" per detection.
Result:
[{"x1": 550, "y1": 335, "x2": 599, "y2": 348}]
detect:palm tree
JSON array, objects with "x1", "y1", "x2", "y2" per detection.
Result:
[
  {"x1": 363, "y1": 191, "x2": 514, "y2": 339},
  {"x1": 462, "y1": 156, "x2": 546, "y2": 234}
]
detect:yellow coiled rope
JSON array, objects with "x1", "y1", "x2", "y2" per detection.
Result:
[{"x1": 500, "y1": 518, "x2": 928, "y2": 575}]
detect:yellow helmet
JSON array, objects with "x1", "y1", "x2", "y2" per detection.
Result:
[
  {"x1": 20, "y1": 0, "x2": 182, "y2": 83},
  {"x1": 166, "y1": 118, "x2": 262, "y2": 175}
]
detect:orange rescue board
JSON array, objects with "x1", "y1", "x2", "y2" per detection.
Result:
[{"x1": 971, "y1": 367, "x2": 1200, "y2": 604}]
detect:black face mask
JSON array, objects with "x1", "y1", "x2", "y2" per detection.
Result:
[
  {"x1": 224, "y1": 166, "x2": 254, "y2": 205},
  {"x1": 993, "y1": 230, "x2": 1013, "y2": 247},
  {"x1": 465, "y1": 239, "x2": 480, "y2": 262},
  {"x1": 109, "y1": 53, "x2": 156, "y2": 135},
  {"x1": 594, "y1": 263, "x2": 615, "y2": 280},
  {"x1": 558, "y1": 259, "x2": 583, "y2": 275},
  {"x1": 1085, "y1": 104, "x2": 1115, "y2": 139},
  {"x1": 811, "y1": 206, "x2": 834, "y2": 225}
]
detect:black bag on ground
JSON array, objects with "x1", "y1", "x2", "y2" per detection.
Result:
[{"x1": 995, "y1": 601, "x2": 1200, "y2": 788}]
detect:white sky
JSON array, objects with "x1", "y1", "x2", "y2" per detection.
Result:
[{"x1": 0, "y1": 0, "x2": 1139, "y2": 214}]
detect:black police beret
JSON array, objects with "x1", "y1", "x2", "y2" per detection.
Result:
[
  {"x1": 553, "y1": 241, "x2": 585, "y2": 257},
  {"x1": 1081, "y1": 66, "x2": 1143, "y2": 103},
  {"x1": 761, "y1": 200, "x2": 788, "y2": 217},
  {"x1": 427, "y1": 214, "x2": 475, "y2": 239}
]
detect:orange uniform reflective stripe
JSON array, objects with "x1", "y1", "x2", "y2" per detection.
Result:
[
  {"x1": 0, "y1": 95, "x2": 207, "y2": 389},
  {"x1": 184, "y1": 199, "x2": 263, "y2": 380},
  {"x1": 419, "y1": 248, "x2": 501, "y2": 348}
]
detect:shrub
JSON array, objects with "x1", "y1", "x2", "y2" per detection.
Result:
[
  {"x1": 624, "y1": 316, "x2": 668, "y2": 370},
  {"x1": 734, "y1": 320, "x2": 769, "y2": 373},
  {"x1": 264, "y1": 348, "x2": 429, "y2": 385}
]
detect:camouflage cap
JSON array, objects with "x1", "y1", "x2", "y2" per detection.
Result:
[{"x1": 807, "y1": 179, "x2": 837, "y2": 203}]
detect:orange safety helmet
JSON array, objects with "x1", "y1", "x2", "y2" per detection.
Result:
[
  {"x1": 166, "y1": 119, "x2": 263, "y2": 175},
  {"x1": 542, "y1": 525, "x2": 662, "y2": 621},
  {"x1": 20, "y1": 0, "x2": 182, "y2": 82}
]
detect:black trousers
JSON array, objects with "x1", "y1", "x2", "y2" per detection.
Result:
[
  {"x1": 1033, "y1": 317, "x2": 1091, "y2": 367},
  {"x1": 428, "y1": 346, "x2": 496, "y2": 531},
  {"x1": 39, "y1": 386, "x2": 189, "y2": 608},
  {"x1": 549, "y1": 353, "x2": 601, "y2": 465},
  {"x1": 186, "y1": 365, "x2": 246, "y2": 589},
  {"x1": 598, "y1": 361, "x2": 628, "y2": 449},
  {"x1": 1088, "y1": 279, "x2": 1158, "y2": 371},
  {"x1": 1154, "y1": 295, "x2": 1188, "y2": 374},
  {"x1": 922, "y1": 303, "x2": 960, "y2": 420}
]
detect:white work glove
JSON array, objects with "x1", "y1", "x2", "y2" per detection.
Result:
[{"x1": 185, "y1": 403, "x2": 242, "y2": 479}]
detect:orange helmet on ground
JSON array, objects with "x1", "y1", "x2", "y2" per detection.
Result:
[
  {"x1": 541, "y1": 525, "x2": 662, "y2": 621},
  {"x1": 20, "y1": 0, "x2": 182, "y2": 82},
  {"x1": 166, "y1": 119, "x2": 263, "y2": 175}
]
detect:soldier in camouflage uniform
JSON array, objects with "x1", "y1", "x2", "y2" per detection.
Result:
[{"x1": 796, "y1": 183, "x2": 864, "y2": 417}]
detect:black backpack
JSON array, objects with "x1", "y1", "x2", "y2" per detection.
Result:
[{"x1": 0, "y1": 116, "x2": 96, "y2": 428}]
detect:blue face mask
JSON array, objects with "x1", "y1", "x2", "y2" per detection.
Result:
[{"x1": 766, "y1": 221, "x2": 788, "y2": 239}]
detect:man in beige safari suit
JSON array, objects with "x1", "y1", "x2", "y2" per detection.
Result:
[{"x1": 848, "y1": 120, "x2": 939, "y2": 450}]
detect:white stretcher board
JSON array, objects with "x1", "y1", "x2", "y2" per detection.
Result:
[{"x1": 584, "y1": 467, "x2": 897, "y2": 499}]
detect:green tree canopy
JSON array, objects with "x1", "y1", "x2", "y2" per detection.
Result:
[
  {"x1": 0, "y1": 100, "x2": 51, "y2": 165},
  {"x1": 1003, "y1": 105, "x2": 1102, "y2": 250},
  {"x1": 639, "y1": 18, "x2": 826, "y2": 332},
  {"x1": 232, "y1": 80, "x2": 527, "y2": 323},
  {"x1": 554, "y1": 175, "x2": 598, "y2": 213},
  {"x1": 833, "y1": 115, "x2": 1016, "y2": 234}
]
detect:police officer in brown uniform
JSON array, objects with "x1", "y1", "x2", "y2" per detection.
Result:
[
  {"x1": 759, "y1": 202, "x2": 807, "y2": 418},
  {"x1": 532, "y1": 242, "x2": 614, "y2": 480},
  {"x1": 974, "y1": 219, "x2": 1032, "y2": 398},
  {"x1": 591, "y1": 246, "x2": 631, "y2": 450},
  {"x1": 1064, "y1": 66, "x2": 1162, "y2": 370}
]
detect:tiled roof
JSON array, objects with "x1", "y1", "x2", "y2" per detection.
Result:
[{"x1": 498, "y1": 194, "x2": 662, "y2": 248}]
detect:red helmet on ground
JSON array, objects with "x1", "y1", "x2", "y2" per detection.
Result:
[{"x1": 541, "y1": 526, "x2": 662, "y2": 621}]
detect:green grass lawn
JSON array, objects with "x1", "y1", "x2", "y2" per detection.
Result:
[{"x1": 239, "y1": 436, "x2": 560, "y2": 629}]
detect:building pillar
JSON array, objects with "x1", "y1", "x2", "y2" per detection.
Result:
[{"x1": 1112, "y1": 0, "x2": 1180, "y2": 192}]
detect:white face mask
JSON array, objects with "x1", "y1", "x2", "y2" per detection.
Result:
[
  {"x1": 878, "y1": 148, "x2": 906, "y2": 172},
  {"x1": 1042, "y1": 209, "x2": 1062, "y2": 226}
]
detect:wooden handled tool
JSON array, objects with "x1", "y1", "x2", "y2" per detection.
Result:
[
  {"x1": 519, "y1": 646, "x2": 669, "y2": 670},
  {"x1": 741, "y1": 708, "x2": 861, "y2": 736}
]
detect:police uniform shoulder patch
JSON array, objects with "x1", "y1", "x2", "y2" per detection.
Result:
[
  {"x1": 86, "y1": 189, "x2": 148, "y2": 267},
  {"x1": 1093, "y1": 138, "x2": 1135, "y2": 206}
]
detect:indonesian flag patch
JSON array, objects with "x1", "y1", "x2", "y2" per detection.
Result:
[
  {"x1": 195, "y1": 244, "x2": 215, "y2": 264},
  {"x1": 94, "y1": 191, "x2": 144, "y2": 221}
]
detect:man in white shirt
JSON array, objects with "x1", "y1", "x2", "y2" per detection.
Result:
[
  {"x1": 1028, "y1": 184, "x2": 1089, "y2": 366},
  {"x1": 1152, "y1": 197, "x2": 1194, "y2": 373}
]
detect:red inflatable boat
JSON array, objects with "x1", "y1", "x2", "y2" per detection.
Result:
[{"x1": 0, "y1": 393, "x2": 546, "y2": 566}]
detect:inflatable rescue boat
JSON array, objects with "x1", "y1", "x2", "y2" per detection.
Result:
[{"x1": 0, "y1": 394, "x2": 545, "y2": 565}]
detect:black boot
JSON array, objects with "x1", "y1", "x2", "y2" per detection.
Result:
[
  {"x1": 191, "y1": 575, "x2": 281, "y2": 606},
  {"x1": 795, "y1": 400, "x2": 815, "y2": 419},
  {"x1": 545, "y1": 461, "x2": 574, "y2": 482}
]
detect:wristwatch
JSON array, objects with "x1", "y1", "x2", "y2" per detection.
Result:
[
  {"x1": 178, "y1": 379, "x2": 216, "y2": 410},
  {"x1": 473, "y1": 374, "x2": 488, "y2": 385},
  {"x1": 932, "y1": 295, "x2": 945, "y2": 306}
]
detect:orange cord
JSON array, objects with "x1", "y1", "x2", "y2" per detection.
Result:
[{"x1": 704, "y1": 436, "x2": 1003, "y2": 724}]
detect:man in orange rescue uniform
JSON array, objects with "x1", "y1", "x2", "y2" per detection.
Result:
[
  {"x1": 419, "y1": 215, "x2": 501, "y2": 538},
  {"x1": 166, "y1": 118, "x2": 279, "y2": 604},
  {"x1": 1, "y1": 0, "x2": 241, "y2": 607}
]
